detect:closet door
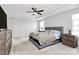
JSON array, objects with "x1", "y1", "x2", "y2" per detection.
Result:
[{"x1": 0, "y1": 6, "x2": 7, "y2": 29}]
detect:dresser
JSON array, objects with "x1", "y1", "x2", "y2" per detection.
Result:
[
  {"x1": 62, "y1": 34, "x2": 78, "y2": 48},
  {"x1": 0, "y1": 29, "x2": 12, "y2": 55}
]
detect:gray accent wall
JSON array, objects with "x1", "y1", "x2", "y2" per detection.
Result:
[{"x1": 0, "y1": 6, "x2": 7, "y2": 29}]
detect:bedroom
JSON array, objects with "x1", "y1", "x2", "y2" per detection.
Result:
[{"x1": 0, "y1": 4, "x2": 79, "y2": 55}]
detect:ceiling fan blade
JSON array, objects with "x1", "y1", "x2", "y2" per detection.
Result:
[
  {"x1": 38, "y1": 10, "x2": 44, "y2": 12},
  {"x1": 32, "y1": 8, "x2": 35, "y2": 11},
  {"x1": 36, "y1": 12, "x2": 42, "y2": 15},
  {"x1": 27, "y1": 11, "x2": 34, "y2": 13},
  {"x1": 32, "y1": 8, "x2": 37, "y2": 12}
]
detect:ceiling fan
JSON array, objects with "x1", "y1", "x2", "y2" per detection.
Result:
[{"x1": 27, "y1": 7, "x2": 44, "y2": 15}]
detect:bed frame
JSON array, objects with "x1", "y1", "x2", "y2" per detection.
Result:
[{"x1": 29, "y1": 27, "x2": 63, "y2": 50}]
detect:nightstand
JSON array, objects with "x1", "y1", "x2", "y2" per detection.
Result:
[{"x1": 62, "y1": 34, "x2": 78, "y2": 48}]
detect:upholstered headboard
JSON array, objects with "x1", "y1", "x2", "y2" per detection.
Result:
[{"x1": 45, "y1": 27, "x2": 63, "y2": 33}]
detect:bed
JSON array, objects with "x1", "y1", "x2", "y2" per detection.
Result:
[{"x1": 29, "y1": 27, "x2": 63, "y2": 50}]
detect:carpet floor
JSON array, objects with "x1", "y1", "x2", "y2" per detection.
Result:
[{"x1": 10, "y1": 37, "x2": 79, "y2": 55}]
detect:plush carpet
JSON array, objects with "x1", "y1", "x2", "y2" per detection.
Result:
[{"x1": 10, "y1": 37, "x2": 79, "y2": 55}]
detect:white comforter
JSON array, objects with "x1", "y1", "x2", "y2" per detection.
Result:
[
  {"x1": 37, "y1": 33, "x2": 56, "y2": 45},
  {"x1": 30, "y1": 30, "x2": 61, "y2": 46}
]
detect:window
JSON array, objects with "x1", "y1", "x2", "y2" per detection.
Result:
[
  {"x1": 39, "y1": 21, "x2": 45, "y2": 31},
  {"x1": 72, "y1": 13, "x2": 79, "y2": 36}
]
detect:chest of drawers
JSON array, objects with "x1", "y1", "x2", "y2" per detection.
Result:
[
  {"x1": 62, "y1": 34, "x2": 78, "y2": 48},
  {"x1": 0, "y1": 29, "x2": 12, "y2": 55}
]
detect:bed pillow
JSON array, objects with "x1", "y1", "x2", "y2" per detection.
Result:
[
  {"x1": 54, "y1": 30, "x2": 61, "y2": 39},
  {"x1": 48, "y1": 30, "x2": 61, "y2": 39}
]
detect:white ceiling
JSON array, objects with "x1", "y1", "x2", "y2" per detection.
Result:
[
  {"x1": 1, "y1": 4, "x2": 79, "y2": 20},
  {"x1": 17, "y1": 4, "x2": 63, "y2": 17}
]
